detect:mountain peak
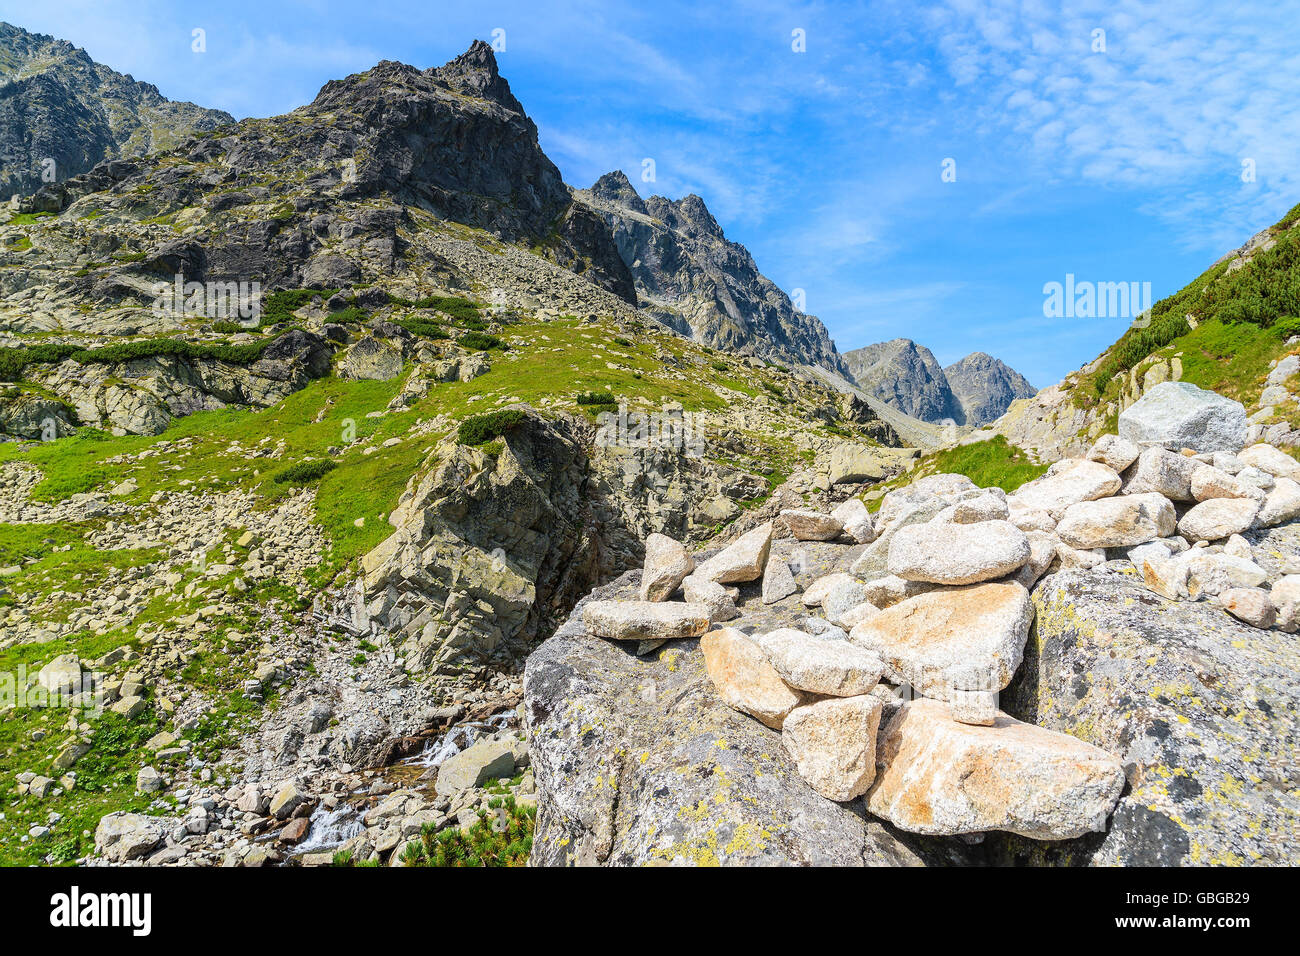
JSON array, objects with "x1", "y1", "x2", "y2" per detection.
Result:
[
  {"x1": 590, "y1": 170, "x2": 646, "y2": 213},
  {"x1": 429, "y1": 39, "x2": 522, "y2": 112}
]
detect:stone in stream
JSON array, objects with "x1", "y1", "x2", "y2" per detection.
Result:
[
  {"x1": 582, "y1": 600, "x2": 711, "y2": 641},
  {"x1": 1008, "y1": 459, "x2": 1122, "y2": 519},
  {"x1": 701, "y1": 627, "x2": 805, "y2": 729},
  {"x1": 1118, "y1": 381, "x2": 1247, "y2": 453},
  {"x1": 435, "y1": 737, "x2": 516, "y2": 798},
  {"x1": 867, "y1": 698, "x2": 1125, "y2": 839},
  {"x1": 1054, "y1": 492, "x2": 1176, "y2": 549},
  {"x1": 849, "y1": 581, "x2": 1033, "y2": 701},
  {"x1": 639, "y1": 533, "x2": 694, "y2": 601},
  {"x1": 692, "y1": 522, "x2": 773, "y2": 584},
  {"x1": 831, "y1": 497, "x2": 876, "y2": 544},
  {"x1": 780, "y1": 508, "x2": 844, "y2": 541},
  {"x1": 760, "y1": 556, "x2": 798, "y2": 604},
  {"x1": 748, "y1": 628, "x2": 884, "y2": 697},
  {"x1": 270, "y1": 781, "x2": 306, "y2": 820},
  {"x1": 782, "y1": 695, "x2": 884, "y2": 802},
  {"x1": 1177, "y1": 497, "x2": 1261, "y2": 542},
  {"x1": 887, "y1": 519, "x2": 1030, "y2": 585}
]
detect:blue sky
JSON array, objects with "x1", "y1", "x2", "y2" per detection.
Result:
[{"x1": 4, "y1": 0, "x2": 1300, "y2": 387}]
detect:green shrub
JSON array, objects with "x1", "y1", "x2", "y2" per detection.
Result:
[
  {"x1": 63, "y1": 338, "x2": 273, "y2": 366},
  {"x1": 272, "y1": 459, "x2": 337, "y2": 484},
  {"x1": 327, "y1": 306, "x2": 366, "y2": 324},
  {"x1": 613, "y1": 336, "x2": 634, "y2": 347},
  {"x1": 457, "y1": 331, "x2": 507, "y2": 352},
  {"x1": 261, "y1": 288, "x2": 338, "y2": 326},
  {"x1": 575, "y1": 391, "x2": 617, "y2": 406},
  {"x1": 397, "y1": 796, "x2": 535, "y2": 867},
  {"x1": 388, "y1": 294, "x2": 482, "y2": 325},
  {"x1": 457, "y1": 410, "x2": 525, "y2": 446},
  {"x1": 394, "y1": 317, "x2": 451, "y2": 340}
]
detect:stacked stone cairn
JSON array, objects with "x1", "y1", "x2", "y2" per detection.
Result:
[{"x1": 579, "y1": 381, "x2": 1300, "y2": 840}]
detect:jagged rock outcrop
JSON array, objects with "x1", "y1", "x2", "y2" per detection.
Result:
[
  {"x1": 355, "y1": 409, "x2": 629, "y2": 672},
  {"x1": 0, "y1": 22, "x2": 233, "y2": 201},
  {"x1": 12, "y1": 329, "x2": 332, "y2": 435},
  {"x1": 944, "y1": 352, "x2": 1036, "y2": 426},
  {"x1": 6, "y1": 40, "x2": 635, "y2": 315},
  {"x1": 576, "y1": 171, "x2": 849, "y2": 375}
]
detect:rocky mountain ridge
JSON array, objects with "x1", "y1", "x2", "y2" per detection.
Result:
[
  {"x1": 0, "y1": 21, "x2": 233, "y2": 201},
  {"x1": 844, "y1": 338, "x2": 1035, "y2": 427},
  {"x1": 576, "y1": 170, "x2": 851, "y2": 376}
]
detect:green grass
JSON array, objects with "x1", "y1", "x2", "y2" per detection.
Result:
[
  {"x1": 1074, "y1": 214, "x2": 1300, "y2": 408},
  {"x1": 868, "y1": 434, "x2": 1047, "y2": 511}
]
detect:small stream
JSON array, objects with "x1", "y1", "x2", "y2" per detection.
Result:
[{"x1": 290, "y1": 711, "x2": 518, "y2": 857}]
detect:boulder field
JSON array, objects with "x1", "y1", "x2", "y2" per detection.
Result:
[{"x1": 524, "y1": 382, "x2": 1300, "y2": 865}]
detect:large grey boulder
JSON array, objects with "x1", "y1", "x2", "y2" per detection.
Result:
[
  {"x1": 993, "y1": 561, "x2": 1300, "y2": 864},
  {"x1": 1118, "y1": 381, "x2": 1247, "y2": 453},
  {"x1": 435, "y1": 738, "x2": 516, "y2": 798},
  {"x1": 94, "y1": 812, "x2": 169, "y2": 863},
  {"x1": 887, "y1": 519, "x2": 1030, "y2": 585},
  {"x1": 523, "y1": 574, "x2": 928, "y2": 866}
]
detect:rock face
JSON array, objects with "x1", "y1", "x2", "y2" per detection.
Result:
[
  {"x1": 0, "y1": 22, "x2": 233, "y2": 201},
  {"x1": 577, "y1": 171, "x2": 849, "y2": 375},
  {"x1": 1118, "y1": 381, "x2": 1248, "y2": 453},
  {"x1": 358, "y1": 409, "x2": 633, "y2": 671},
  {"x1": 996, "y1": 564, "x2": 1300, "y2": 864},
  {"x1": 524, "y1": 575, "x2": 927, "y2": 866},
  {"x1": 943, "y1": 351, "x2": 1038, "y2": 426},
  {"x1": 867, "y1": 699, "x2": 1125, "y2": 839}
]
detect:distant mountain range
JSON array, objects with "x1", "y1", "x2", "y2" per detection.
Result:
[
  {"x1": 843, "y1": 338, "x2": 1036, "y2": 426},
  {"x1": 0, "y1": 22, "x2": 233, "y2": 200}
]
